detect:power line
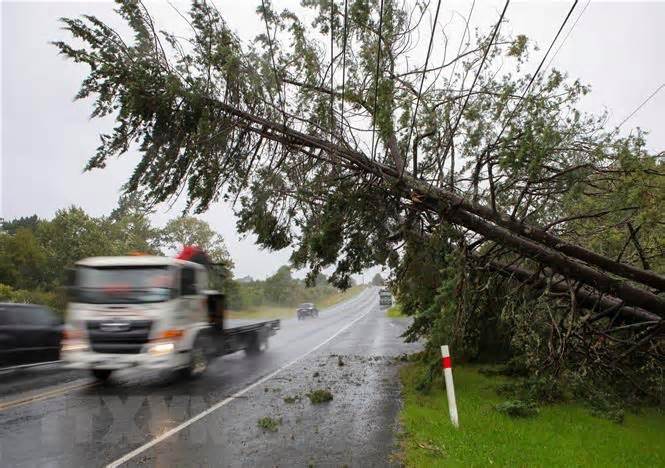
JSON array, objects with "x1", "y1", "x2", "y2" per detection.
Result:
[
  {"x1": 490, "y1": 0, "x2": 579, "y2": 149},
  {"x1": 370, "y1": 0, "x2": 385, "y2": 161},
  {"x1": 439, "y1": 0, "x2": 510, "y2": 166},
  {"x1": 330, "y1": 0, "x2": 335, "y2": 143},
  {"x1": 405, "y1": 0, "x2": 443, "y2": 178},
  {"x1": 340, "y1": 0, "x2": 349, "y2": 140},
  {"x1": 543, "y1": 0, "x2": 590, "y2": 73},
  {"x1": 448, "y1": 0, "x2": 476, "y2": 86},
  {"x1": 617, "y1": 82, "x2": 665, "y2": 129},
  {"x1": 261, "y1": 0, "x2": 285, "y2": 123}
]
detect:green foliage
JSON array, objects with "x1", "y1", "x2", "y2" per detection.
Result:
[
  {"x1": 257, "y1": 416, "x2": 281, "y2": 432},
  {"x1": 0, "y1": 228, "x2": 48, "y2": 289},
  {"x1": 37, "y1": 207, "x2": 116, "y2": 284},
  {"x1": 507, "y1": 35, "x2": 528, "y2": 57},
  {"x1": 400, "y1": 363, "x2": 665, "y2": 466},
  {"x1": 495, "y1": 400, "x2": 539, "y2": 418},
  {"x1": 0, "y1": 283, "x2": 67, "y2": 316},
  {"x1": 108, "y1": 193, "x2": 162, "y2": 255},
  {"x1": 226, "y1": 267, "x2": 343, "y2": 310},
  {"x1": 371, "y1": 273, "x2": 384, "y2": 286},
  {"x1": 307, "y1": 389, "x2": 333, "y2": 404},
  {"x1": 0, "y1": 204, "x2": 235, "y2": 314},
  {"x1": 161, "y1": 216, "x2": 232, "y2": 264},
  {"x1": 52, "y1": 0, "x2": 664, "y2": 412},
  {"x1": 386, "y1": 304, "x2": 403, "y2": 318},
  {"x1": 1, "y1": 215, "x2": 40, "y2": 234},
  {"x1": 496, "y1": 376, "x2": 565, "y2": 405}
]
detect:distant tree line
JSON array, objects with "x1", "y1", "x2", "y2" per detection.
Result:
[
  {"x1": 0, "y1": 196, "x2": 351, "y2": 314},
  {"x1": 226, "y1": 266, "x2": 354, "y2": 310},
  {"x1": 0, "y1": 194, "x2": 233, "y2": 313}
]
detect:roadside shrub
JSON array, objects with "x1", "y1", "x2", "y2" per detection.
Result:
[
  {"x1": 495, "y1": 400, "x2": 539, "y2": 418},
  {"x1": 257, "y1": 416, "x2": 281, "y2": 432},
  {"x1": 0, "y1": 283, "x2": 66, "y2": 316},
  {"x1": 501, "y1": 376, "x2": 566, "y2": 404},
  {"x1": 307, "y1": 389, "x2": 333, "y2": 404}
]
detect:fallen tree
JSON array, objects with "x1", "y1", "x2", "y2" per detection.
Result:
[{"x1": 55, "y1": 0, "x2": 663, "y2": 401}]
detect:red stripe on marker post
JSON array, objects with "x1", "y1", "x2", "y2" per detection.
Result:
[{"x1": 441, "y1": 345, "x2": 459, "y2": 428}]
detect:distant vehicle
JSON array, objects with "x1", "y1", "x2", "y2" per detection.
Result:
[
  {"x1": 61, "y1": 249, "x2": 280, "y2": 382},
  {"x1": 379, "y1": 289, "x2": 393, "y2": 307},
  {"x1": 0, "y1": 303, "x2": 62, "y2": 367},
  {"x1": 297, "y1": 303, "x2": 319, "y2": 320}
]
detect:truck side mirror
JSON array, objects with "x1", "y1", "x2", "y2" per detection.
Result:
[
  {"x1": 64, "y1": 268, "x2": 78, "y2": 301},
  {"x1": 180, "y1": 268, "x2": 197, "y2": 295},
  {"x1": 64, "y1": 268, "x2": 77, "y2": 287}
]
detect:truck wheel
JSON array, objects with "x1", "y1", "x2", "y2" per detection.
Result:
[
  {"x1": 245, "y1": 331, "x2": 268, "y2": 355},
  {"x1": 180, "y1": 336, "x2": 209, "y2": 379},
  {"x1": 91, "y1": 369, "x2": 113, "y2": 381}
]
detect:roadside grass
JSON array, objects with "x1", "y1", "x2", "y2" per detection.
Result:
[
  {"x1": 399, "y1": 362, "x2": 665, "y2": 467},
  {"x1": 227, "y1": 285, "x2": 367, "y2": 320},
  {"x1": 386, "y1": 304, "x2": 404, "y2": 318},
  {"x1": 226, "y1": 305, "x2": 295, "y2": 320},
  {"x1": 257, "y1": 416, "x2": 282, "y2": 432},
  {"x1": 307, "y1": 389, "x2": 334, "y2": 404},
  {"x1": 315, "y1": 285, "x2": 367, "y2": 309}
]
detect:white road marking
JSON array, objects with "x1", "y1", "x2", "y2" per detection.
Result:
[
  {"x1": 0, "y1": 379, "x2": 97, "y2": 412},
  {"x1": 0, "y1": 360, "x2": 62, "y2": 374},
  {"x1": 107, "y1": 298, "x2": 376, "y2": 468}
]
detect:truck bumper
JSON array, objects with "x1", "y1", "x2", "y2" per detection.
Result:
[{"x1": 62, "y1": 349, "x2": 189, "y2": 371}]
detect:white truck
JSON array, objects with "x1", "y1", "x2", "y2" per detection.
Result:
[{"x1": 61, "y1": 254, "x2": 279, "y2": 381}]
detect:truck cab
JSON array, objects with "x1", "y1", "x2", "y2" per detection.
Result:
[{"x1": 62, "y1": 256, "x2": 216, "y2": 380}]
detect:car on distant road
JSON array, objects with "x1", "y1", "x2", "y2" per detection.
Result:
[
  {"x1": 0, "y1": 303, "x2": 62, "y2": 367},
  {"x1": 297, "y1": 303, "x2": 319, "y2": 320}
]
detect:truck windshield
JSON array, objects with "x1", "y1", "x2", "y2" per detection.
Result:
[{"x1": 75, "y1": 266, "x2": 176, "y2": 304}]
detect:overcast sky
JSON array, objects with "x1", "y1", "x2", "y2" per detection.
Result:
[{"x1": 2, "y1": 0, "x2": 664, "y2": 280}]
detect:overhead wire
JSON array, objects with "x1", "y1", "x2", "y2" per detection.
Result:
[
  {"x1": 617, "y1": 83, "x2": 665, "y2": 129},
  {"x1": 490, "y1": 0, "x2": 579, "y2": 147},
  {"x1": 340, "y1": 0, "x2": 349, "y2": 140},
  {"x1": 439, "y1": 0, "x2": 510, "y2": 166},
  {"x1": 543, "y1": 0, "x2": 590, "y2": 73},
  {"x1": 404, "y1": 0, "x2": 444, "y2": 178},
  {"x1": 330, "y1": 0, "x2": 335, "y2": 145},
  {"x1": 370, "y1": 0, "x2": 386, "y2": 161},
  {"x1": 261, "y1": 0, "x2": 286, "y2": 123}
]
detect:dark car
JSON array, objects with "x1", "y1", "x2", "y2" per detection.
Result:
[
  {"x1": 0, "y1": 303, "x2": 62, "y2": 367},
  {"x1": 297, "y1": 303, "x2": 319, "y2": 320}
]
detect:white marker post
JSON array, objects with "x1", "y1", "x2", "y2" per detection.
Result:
[{"x1": 441, "y1": 345, "x2": 459, "y2": 428}]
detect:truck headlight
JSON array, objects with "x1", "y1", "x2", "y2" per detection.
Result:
[
  {"x1": 148, "y1": 342, "x2": 175, "y2": 356},
  {"x1": 62, "y1": 341, "x2": 89, "y2": 352}
]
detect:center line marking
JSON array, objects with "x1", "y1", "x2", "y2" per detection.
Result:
[
  {"x1": 0, "y1": 380, "x2": 97, "y2": 412},
  {"x1": 107, "y1": 296, "x2": 376, "y2": 468}
]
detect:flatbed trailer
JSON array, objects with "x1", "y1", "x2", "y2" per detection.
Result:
[{"x1": 215, "y1": 319, "x2": 280, "y2": 356}]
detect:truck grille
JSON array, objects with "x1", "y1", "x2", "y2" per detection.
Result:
[{"x1": 86, "y1": 320, "x2": 153, "y2": 354}]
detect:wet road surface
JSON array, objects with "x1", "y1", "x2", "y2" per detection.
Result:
[{"x1": 0, "y1": 288, "x2": 420, "y2": 467}]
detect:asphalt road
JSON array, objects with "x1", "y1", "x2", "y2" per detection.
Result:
[{"x1": 0, "y1": 288, "x2": 420, "y2": 467}]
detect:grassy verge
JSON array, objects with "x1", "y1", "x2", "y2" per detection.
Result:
[
  {"x1": 398, "y1": 362, "x2": 665, "y2": 467},
  {"x1": 386, "y1": 304, "x2": 404, "y2": 318},
  {"x1": 227, "y1": 285, "x2": 367, "y2": 320},
  {"x1": 226, "y1": 306, "x2": 295, "y2": 320},
  {"x1": 315, "y1": 284, "x2": 367, "y2": 309}
]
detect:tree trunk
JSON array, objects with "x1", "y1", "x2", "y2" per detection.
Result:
[
  {"x1": 205, "y1": 97, "x2": 665, "y2": 318},
  {"x1": 488, "y1": 262, "x2": 660, "y2": 323}
]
